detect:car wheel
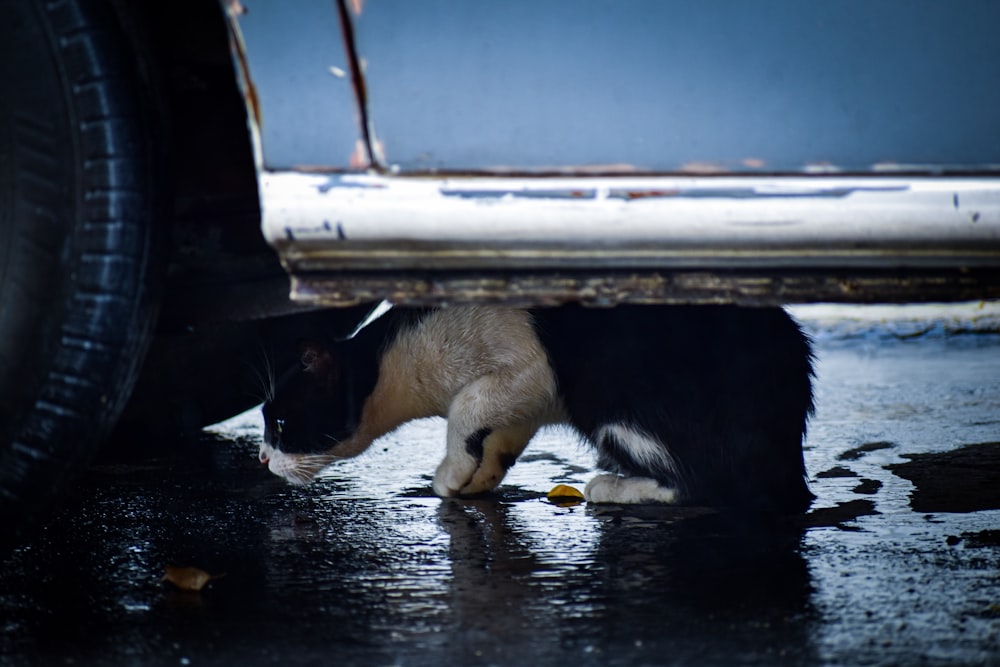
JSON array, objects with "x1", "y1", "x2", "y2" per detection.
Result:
[{"x1": 0, "y1": 0, "x2": 163, "y2": 525}]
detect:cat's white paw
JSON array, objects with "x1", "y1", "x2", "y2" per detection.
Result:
[
  {"x1": 584, "y1": 474, "x2": 678, "y2": 505},
  {"x1": 432, "y1": 453, "x2": 477, "y2": 497}
]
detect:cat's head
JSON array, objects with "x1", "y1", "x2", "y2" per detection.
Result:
[{"x1": 259, "y1": 340, "x2": 359, "y2": 484}]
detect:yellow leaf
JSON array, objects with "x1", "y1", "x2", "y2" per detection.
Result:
[
  {"x1": 161, "y1": 566, "x2": 225, "y2": 592},
  {"x1": 547, "y1": 484, "x2": 585, "y2": 502}
]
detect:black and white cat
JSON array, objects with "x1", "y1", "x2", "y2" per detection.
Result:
[{"x1": 259, "y1": 304, "x2": 815, "y2": 514}]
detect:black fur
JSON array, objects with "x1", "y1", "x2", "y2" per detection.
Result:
[
  {"x1": 532, "y1": 304, "x2": 815, "y2": 514},
  {"x1": 262, "y1": 307, "x2": 428, "y2": 454},
  {"x1": 464, "y1": 428, "x2": 493, "y2": 463}
]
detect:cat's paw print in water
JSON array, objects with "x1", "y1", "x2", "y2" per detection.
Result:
[{"x1": 584, "y1": 474, "x2": 679, "y2": 505}]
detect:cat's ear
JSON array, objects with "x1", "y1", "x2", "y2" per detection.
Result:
[{"x1": 298, "y1": 339, "x2": 339, "y2": 383}]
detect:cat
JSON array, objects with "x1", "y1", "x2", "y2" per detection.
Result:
[
  {"x1": 259, "y1": 303, "x2": 815, "y2": 514},
  {"x1": 260, "y1": 305, "x2": 560, "y2": 496}
]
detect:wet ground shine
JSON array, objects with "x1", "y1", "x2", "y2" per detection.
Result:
[{"x1": 2, "y1": 304, "x2": 999, "y2": 666}]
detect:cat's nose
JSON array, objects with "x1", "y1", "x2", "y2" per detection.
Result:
[{"x1": 259, "y1": 451, "x2": 269, "y2": 465}]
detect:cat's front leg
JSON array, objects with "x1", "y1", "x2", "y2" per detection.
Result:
[
  {"x1": 433, "y1": 422, "x2": 538, "y2": 497},
  {"x1": 433, "y1": 357, "x2": 556, "y2": 498},
  {"x1": 462, "y1": 422, "x2": 539, "y2": 495}
]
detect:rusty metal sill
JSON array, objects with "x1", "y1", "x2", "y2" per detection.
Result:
[
  {"x1": 260, "y1": 172, "x2": 1000, "y2": 305},
  {"x1": 288, "y1": 270, "x2": 1000, "y2": 308}
]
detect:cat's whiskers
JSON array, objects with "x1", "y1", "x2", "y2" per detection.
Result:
[
  {"x1": 288, "y1": 452, "x2": 338, "y2": 482},
  {"x1": 244, "y1": 356, "x2": 275, "y2": 405},
  {"x1": 285, "y1": 466, "x2": 316, "y2": 485},
  {"x1": 264, "y1": 355, "x2": 276, "y2": 404},
  {"x1": 246, "y1": 341, "x2": 276, "y2": 404}
]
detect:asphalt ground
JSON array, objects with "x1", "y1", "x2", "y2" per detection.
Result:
[{"x1": 1, "y1": 303, "x2": 999, "y2": 667}]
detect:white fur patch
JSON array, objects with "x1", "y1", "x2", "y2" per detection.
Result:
[
  {"x1": 432, "y1": 451, "x2": 477, "y2": 497},
  {"x1": 259, "y1": 444, "x2": 333, "y2": 485},
  {"x1": 595, "y1": 423, "x2": 678, "y2": 476},
  {"x1": 584, "y1": 474, "x2": 678, "y2": 505}
]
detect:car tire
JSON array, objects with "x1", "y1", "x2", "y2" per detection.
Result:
[{"x1": 0, "y1": 0, "x2": 163, "y2": 525}]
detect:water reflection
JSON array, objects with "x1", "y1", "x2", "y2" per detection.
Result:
[{"x1": 435, "y1": 497, "x2": 818, "y2": 665}]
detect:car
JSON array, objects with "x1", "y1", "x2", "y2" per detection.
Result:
[{"x1": 2, "y1": 0, "x2": 998, "y2": 529}]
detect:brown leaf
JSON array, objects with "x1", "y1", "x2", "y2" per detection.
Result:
[{"x1": 161, "y1": 566, "x2": 225, "y2": 592}]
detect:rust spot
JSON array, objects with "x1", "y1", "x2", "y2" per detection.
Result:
[
  {"x1": 349, "y1": 139, "x2": 369, "y2": 170},
  {"x1": 290, "y1": 164, "x2": 353, "y2": 174},
  {"x1": 609, "y1": 190, "x2": 679, "y2": 201},
  {"x1": 679, "y1": 162, "x2": 731, "y2": 175},
  {"x1": 225, "y1": 0, "x2": 247, "y2": 16},
  {"x1": 223, "y1": 6, "x2": 261, "y2": 133},
  {"x1": 479, "y1": 164, "x2": 640, "y2": 176}
]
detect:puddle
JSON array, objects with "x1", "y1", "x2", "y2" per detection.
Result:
[
  {"x1": 837, "y1": 441, "x2": 895, "y2": 462},
  {"x1": 886, "y1": 442, "x2": 1000, "y2": 513},
  {"x1": 814, "y1": 466, "x2": 858, "y2": 479}
]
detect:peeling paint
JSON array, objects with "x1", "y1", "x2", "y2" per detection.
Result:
[
  {"x1": 869, "y1": 162, "x2": 1000, "y2": 174},
  {"x1": 607, "y1": 189, "x2": 679, "y2": 201},
  {"x1": 316, "y1": 175, "x2": 386, "y2": 193},
  {"x1": 440, "y1": 188, "x2": 597, "y2": 201},
  {"x1": 223, "y1": 3, "x2": 263, "y2": 169},
  {"x1": 349, "y1": 139, "x2": 368, "y2": 170},
  {"x1": 436, "y1": 184, "x2": 909, "y2": 202},
  {"x1": 290, "y1": 164, "x2": 354, "y2": 174},
  {"x1": 371, "y1": 137, "x2": 387, "y2": 165},
  {"x1": 261, "y1": 172, "x2": 1000, "y2": 299},
  {"x1": 335, "y1": 0, "x2": 376, "y2": 169},
  {"x1": 225, "y1": 0, "x2": 247, "y2": 16},
  {"x1": 679, "y1": 162, "x2": 732, "y2": 175},
  {"x1": 804, "y1": 163, "x2": 843, "y2": 175},
  {"x1": 284, "y1": 219, "x2": 335, "y2": 242},
  {"x1": 479, "y1": 164, "x2": 640, "y2": 176}
]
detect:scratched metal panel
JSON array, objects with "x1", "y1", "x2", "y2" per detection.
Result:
[
  {"x1": 261, "y1": 173, "x2": 1000, "y2": 271},
  {"x1": 349, "y1": 0, "x2": 1000, "y2": 174},
  {"x1": 234, "y1": 0, "x2": 361, "y2": 170}
]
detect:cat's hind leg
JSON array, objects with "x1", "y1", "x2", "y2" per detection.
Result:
[
  {"x1": 583, "y1": 422, "x2": 681, "y2": 504},
  {"x1": 584, "y1": 474, "x2": 679, "y2": 504}
]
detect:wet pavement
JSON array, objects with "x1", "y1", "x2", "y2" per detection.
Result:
[{"x1": 2, "y1": 303, "x2": 1000, "y2": 667}]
